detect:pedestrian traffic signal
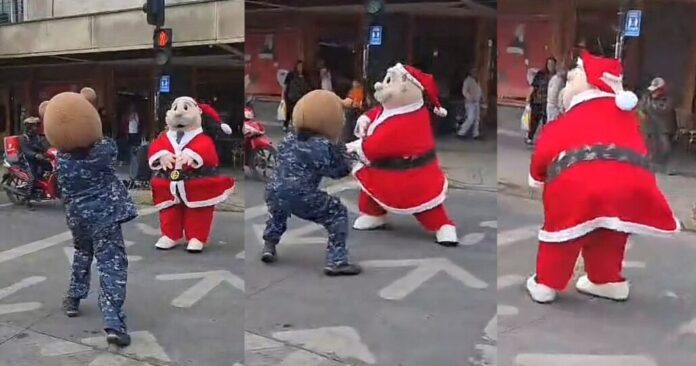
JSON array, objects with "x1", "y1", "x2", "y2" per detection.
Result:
[
  {"x1": 153, "y1": 28, "x2": 172, "y2": 66},
  {"x1": 143, "y1": 0, "x2": 165, "y2": 27}
]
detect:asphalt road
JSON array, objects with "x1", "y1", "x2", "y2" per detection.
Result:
[
  {"x1": 0, "y1": 201, "x2": 244, "y2": 366},
  {"x1": 244, "y1": 178, "x2": 497, "y2": 366},
  {"x1": 497, "y1": 194, "x2": 696, "y2": 366}
]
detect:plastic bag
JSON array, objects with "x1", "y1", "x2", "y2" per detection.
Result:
[
  {"x1": 520, "y1": 105, "x2": 531, "y2": 131},
  {"x1": 277, "y1": 100, "x2": 286, "y2": 122}
]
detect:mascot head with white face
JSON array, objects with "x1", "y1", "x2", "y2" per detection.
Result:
[{"x1": 374, "y1": 63, "x2": 448, "y2": 117}]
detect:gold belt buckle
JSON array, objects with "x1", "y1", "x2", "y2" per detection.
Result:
[{"x1": 170, "y1": 170, "x2": 182, "y2": 181}]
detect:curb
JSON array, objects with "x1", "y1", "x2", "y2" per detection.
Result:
[{"x1": 498, "y1": 179, "x2": 696, "y2": 233}]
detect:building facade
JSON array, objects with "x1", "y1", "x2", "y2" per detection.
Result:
[{"x1": 0, "y1": 0, "x2": 244, "y2": 141}]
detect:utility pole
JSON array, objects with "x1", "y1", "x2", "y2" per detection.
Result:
[
  {"x1": 143, "y1": 0, "x2": 171, "y2": 133},
  {"x1": 364, "y1": 0, "x2": 385, "y2": 102},
  {"x1": 615, "y1": 0, "x2": 633, "y2": 60}
]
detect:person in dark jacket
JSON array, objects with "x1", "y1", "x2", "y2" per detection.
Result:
[
  {"x1": 526, "y1": 56, "x2": 557, "y2": 145},
  {"x1": 282, "y1": 60, "x2": 313, "y2": 131},
  {"x1": 261, "y1": 90, "x2": 361, "y2": 275},
  {"x1": 20, "y1": 117, "x2": 51, "y2": 197},
  {"x1": 639, "y1": 77, "x2": 678, "y2": 174}
]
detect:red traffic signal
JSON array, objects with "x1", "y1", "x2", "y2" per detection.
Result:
[{"x1": 153, "y1": 28, "x2": 173, "y2": 66}]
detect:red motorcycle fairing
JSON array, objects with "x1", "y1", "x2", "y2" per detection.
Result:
[{"x1": 249, "y1": 135, "x2": 273, "y2": 150}]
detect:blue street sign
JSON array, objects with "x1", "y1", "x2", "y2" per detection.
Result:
[
  {"x1": 159, "y1": 75, "x2": 171, "y2": 93},
  {"x1": 624, "y1": 10, "x2": 642, "y2": 37},
  {"x1": 369, "y1": 26, "x2": 383, "y2": 46}
]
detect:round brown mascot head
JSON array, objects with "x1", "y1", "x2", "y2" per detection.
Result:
[
  {"x1": 40, "y1": 87, "x2": 102, "y2": 152},
  {"x1": 292, "y1": 90, "x2": 345, "y2": 141}
]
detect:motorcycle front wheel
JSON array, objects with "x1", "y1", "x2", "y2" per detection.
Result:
[
  {"x1": 252, "y1": 147, "x2": 277, "y2": 181},
  {"x1": 1, "y1": 174, "x2": 27, "y2": 205}
]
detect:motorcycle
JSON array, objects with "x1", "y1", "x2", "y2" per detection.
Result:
[
  {"x1": 243, "y1": 106, "x2": 277, "y2": 181},
  {"x1": 2, "y1": 136, "x2": 61, "y2": 206}
]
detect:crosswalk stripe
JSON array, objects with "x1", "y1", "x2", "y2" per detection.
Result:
[{"x1": 498, "y1": 225, "x2": 539, "y2": 247}]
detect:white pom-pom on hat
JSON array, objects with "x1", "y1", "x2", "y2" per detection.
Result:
[
  {"x1": 220, "y1": 123, "x2": 232, "y2": 135},
  {"x1": 615, "y1": 90, "x2": 638, "y2": 111},
  {"x1": 434, "y1": 106, "x2": 448, "y2": 117}
]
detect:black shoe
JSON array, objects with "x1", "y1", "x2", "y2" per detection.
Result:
[
  {"x1": 105, "y1": 330, "x2": 131, "y2": 347},
  {"x1": 436, "y1": 239, "x2": 459, "y2": 247},
  {"x1": 324, "y1": 263, "x2": 363, "y2": 276},
  {"x1": 62, "y1": 297, "x2": 80, "y2": 318},
  {"x1": 261, "y1": 242, "x2": 277, "y2": 263}
]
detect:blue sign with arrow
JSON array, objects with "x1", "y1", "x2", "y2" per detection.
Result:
[
  {"x1": 159, "y1": 75, "x2": 171, "y2": 93},
  {"x1": 624, "y1": 10, "x2": 642, "y2": 37},
  {"x1": 369, "y1": 26, "x2": 383, "y2": 46}
]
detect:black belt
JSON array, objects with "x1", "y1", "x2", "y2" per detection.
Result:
[
  {"x1": 546, "y1": 144, "x2": 652, "y2": 183},
  {"x1": 370, "y1": 150, "x2": 437, "y2": 171},
  {"x1": 154, "y1": 168, "x2": 219, "y2": 182}
]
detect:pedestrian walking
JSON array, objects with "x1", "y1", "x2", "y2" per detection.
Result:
[
  {"x1": 526, "y1": 57, "x2": 556, "y2": 145},
  {"x1": 282, "y1": 60, "x2": 313, "y2": 132},
  {"x1": 343, "y1": 79, "x2": 366, "y2": 142},
  {"x1": 639, "y1": 77, "x2": 677, "y2": 175},
  {"x1": 546, "y1": 65, "x2": 567, "y2": 122},
  {"x1": 457, "y1": 68, "x2": 483, "y2": 139}
]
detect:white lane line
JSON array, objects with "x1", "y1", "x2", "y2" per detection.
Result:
[
  {"x1": 498, "y1": 274, "x2": 525, "y2": 289},
  {"x1": 0, "y1": 208, "x2": 157, "y2": 264},
  {"x1": 515, "y1": 354, "x2": 657, "y2": 366},
  {"x1": 498, "y1": 128, "x2": 525, "y2": 138},
  {"x1": 461, "y1": 232, "x2": 486, "y2": 246},
  {"x1": 498, "y1": 305, "x2": 519, "y2": 316},
  {"x1": 0, "y1": 203, "x2": 12, "y2": 208},
  {"x1": 498, "y1": 225, "x2": 538, "y2": 247}
]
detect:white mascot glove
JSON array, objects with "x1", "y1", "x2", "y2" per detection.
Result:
[{"x1": 354, "y1": 115, "x2": 371, "y2": 138}]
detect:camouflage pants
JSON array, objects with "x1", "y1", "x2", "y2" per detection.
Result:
[
  {"x1": 264, "y1": 190, "x2": 349, "y2": 266},
  {"x1": 67, "y1": 223, "x2": 128, "y2": 334}
]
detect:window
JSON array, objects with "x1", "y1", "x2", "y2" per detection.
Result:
[{"x1": 0, "y1": 0, "x2": 24, "y2": 24}]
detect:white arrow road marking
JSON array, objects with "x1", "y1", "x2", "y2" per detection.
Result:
[
  {"x1": 0, "y1": 276, "x2": 46, "y2": 316},
  {"x1": 156, "y1": 270, "x2": 244, "y2": 308},
  {"x1": 498, "y1": 274, "x2": 525, "y2": 289},
  {"x1": 480, "y1": 220, "x2": 497, "y2": 229},
  {"x1": 498, "y1": 225, "x2": 538, "y2": 247},
  {"x1": 515, "y1": 354, "x2": 657, "y2": 366},
  {"x1": 623, "y1": 260, "x2": 646, "y2": 269},
  {"x1": 0, "y1": 208, "x2": 157, "y2": 265},
  {"x1": 678, "y1": 318, "x2": 696, "y2": 335},
  {"x1": 272, "y1": 326, "x2": 376, "y2": 364},
  {"x1": 41, "y1": 331, "x2": 171, "y2": 364},
  {"x1": 244, "y1": 180, "x2": 360, "y2": 222},
  {"x1": 62, "y1": 241, "x2": 142, "y2": 264},
  {"x1": 236, "y1": 251, "x2": 245, "y2": 259},
  {"x1": 361, "y1": 258, "x2": 488, "y2": 300},
  {"x1": 498, "y1": 305, "x2": 519, "y2": 316},
  {"x1": 460, "y1": 232, "x2": 486, "y2": 246},
  {"x1": 0, "y1": 203, "x2": 12, "y2": 208},
  {"x1": 252, "y1": 224, "x2": 327, "y2": 246}
]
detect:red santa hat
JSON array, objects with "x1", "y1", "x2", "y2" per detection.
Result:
[
  {"x1": 199, "y1": 102, "x2": 232, "y2": 135},
  {"x1": 392, "y1": 63, "x2": 447, "y2": 117},
  {"x1": 578, "y1": 51, "x2": 638, "y2": 111}
]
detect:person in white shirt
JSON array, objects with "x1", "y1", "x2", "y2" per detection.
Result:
[
  {"x1": 320, "y1": 66, "x2": 333, "y2": 92},
  {"x1": 457, "y1": 68, "x2": 483, "y2": 139},
  {"x1": 126, "y1": 104, "x2": 140, "y2": 149},
  {"x1": 546, "y1": 66, "x2": 567, "y2": 122}
]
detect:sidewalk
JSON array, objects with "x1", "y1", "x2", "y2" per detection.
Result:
[
  {"x1": 497, "y1": 105, "x2": 696, "y2": 232},
  {"x1": 117, "y1": 166, "x2": 245, "y2": 212}
]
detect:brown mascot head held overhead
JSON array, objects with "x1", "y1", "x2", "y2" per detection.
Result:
[
  {"x1": 292, "y1": 90, "x2": 345, "y2": 142},
  {"x1": 40, "y1": 87, "x2": 103, "y2": 152}
]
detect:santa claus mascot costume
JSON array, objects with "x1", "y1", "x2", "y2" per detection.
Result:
[
  {"x1": 148, "y1": 97, "x2": 235, "y2": 253},
  {"x1": 526, "y1": 51, "x2": 680, "y2": 303},
  {"x1": 346, "y1": 63, "x2": 458, "y2": 246}
]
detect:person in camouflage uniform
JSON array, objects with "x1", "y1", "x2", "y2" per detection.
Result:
[
  {"x1": 40, "y1": 88, "x2": 137, "y2": 347},
  {"x1": 261, "y1": 90, "x2": 362, "y2": 276}
]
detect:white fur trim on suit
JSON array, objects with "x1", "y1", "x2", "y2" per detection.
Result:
[
  {"x1": 391, "y1": 63, "x2": 424, "y2": 90},
  {"x1": 538, "y1": 215, "x2": 681, "y2": 243},
  {"x1": 615, "y1": 90, "x2": 638, "y2": 111},
  {"x1": 526, "y1": 275, "x2": 557, "y2": 303},
  {"x1": 566, "y1": 89, "x2": 615, "y2": 111},
  {"x1": 528, "y1": 173, "x2": 544, "y2": 188},
  {"x1": 221, "y1": 123, "x2": 233, "y2": 135},
  {"x1": 353, "y1": 214, "x2": 386, "y2": 230},
  {"x1": 366, "y1": 100, "x2": 424, "y2": 136},
  {"x1": 352, "y1": 164, "x2": 449, "y2": 214},
  {"x1": 182, "y1": 148, "x2": 204, "y2": 169},
  {"x1": 348, "y1": 139, "x2": 370, "y2": 165},
  {"x1": 165, "y1": 128, "x2": 204, "y2": 155},
  {"x1": 436, "y1": 224, "x2": 458, "y2": 243},
  {"x1": 149, "y1": 150, "x2": 172, "y2": 170},
  {"x1": 174, "y1": 182, "x2": 235, "y2": 208}
]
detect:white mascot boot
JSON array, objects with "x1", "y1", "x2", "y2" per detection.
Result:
[
  {"x1": 353, "y1": 214, "x2": 387, "y2": 230},
  {"x1": 526, "y1": 275, "x2": 557, "y2": 303},
  {"x1": 435, "y1": 224, "x2": 459, "y2": 247},
  {"x1": 186, "y1": 238, "x2": 205, "y2": 253},
  {"x1": 155, "y1": 236, "x2": 183, "y2": 250},
  {"x1": 575, "y1": 275, "x2": 629, "y2": 301}
]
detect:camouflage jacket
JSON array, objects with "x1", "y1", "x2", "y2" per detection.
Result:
[
  {"x1": 267, "y1": 132, "x2": 352, "y2": 196},
  {"x1": 57, "y1": 138, "x2": 138, "y2": 231}
]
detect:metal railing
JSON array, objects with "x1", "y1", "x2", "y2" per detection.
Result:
[{"x1": 0, "y1": 0, "x2": 24, "y2": 24}]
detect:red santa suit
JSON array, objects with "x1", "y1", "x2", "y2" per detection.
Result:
[
  {"x1": 350, "y1": 64, "x2": 457, "y2": 245},
  {"x1": 527, "y1": 52, "x2": 679, "y2": 302},
  {"x1": 148, "y1": 127, "x2": 235, "y2": 246}
]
